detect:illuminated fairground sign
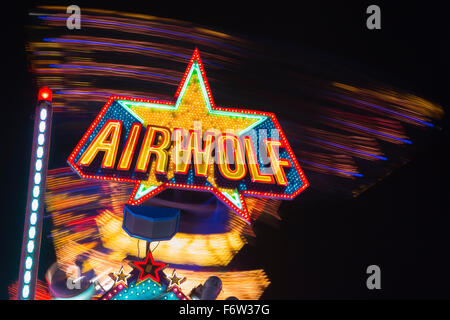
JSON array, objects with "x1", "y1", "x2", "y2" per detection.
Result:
[{"x1": 68, "y1": 49, "x2": 308, "y2": 222}]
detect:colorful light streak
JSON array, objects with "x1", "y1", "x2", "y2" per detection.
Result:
[
  {"x1": 9, "y1": 279, "x2": 52, "y2": 300},
  {"x1": 48, "y1": 64, "x2": 179, "y2": 80},
  {"x1": 42, "y1": 167, "x2": 277, "y2": 299},
  {"x1": 54, "y1": 90, "x2": 152, "y2": 100},
  {"x1": 300, "y1": 160, "x2": 363, "y2": 177},
  {"x1": 38, "y1": 16, "x2": 240, "y2": 52},
  {"x1": 323, "y1": 116, "x2": 413, "y2": 144},
  {"x1": 334, "y1": 94, "x2": 434, "y2": 127},
  {"x1": 43, "y1": 38, "x2": 224, "y2": 67},
  {"x1": 332, "y1": 82, "x2": 442, "y2": 127},
  {"x1": 96, "y1": 208, "x2": 247, "y2": 266},
  {"x1": 307, "y1": 136, "x2": 387, "y2": 160}
]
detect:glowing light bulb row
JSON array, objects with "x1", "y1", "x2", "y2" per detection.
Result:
[{"x1": 21, "y1": 106, "x2": 48, "y2": 299}]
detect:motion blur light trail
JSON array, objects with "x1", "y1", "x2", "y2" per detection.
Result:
[
  {"x1": 41, "y1": 167, "x2": 272, "y2": 299},
  {"x1": 9, "y1": 279, "x2": 51, "y2": 300},
  {"x1": 42, "y1": 37, "x2": 228, "y2": 67},
  {"x1": 162, "y1": 268, "x2": 270, "y2": 300},
  {"x1": 332, "y1": 82, "x2": 440, "y2": 127},
  {"x1": 19, "y1": 5, "x2": 444, "y2": 299}
]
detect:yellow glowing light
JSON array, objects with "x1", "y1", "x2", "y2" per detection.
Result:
[
  {"x1": 135, "y1": 126, "x2": 171, "y2": 173},
  {"x1": 96, "y1": 209, "x2": 246, "y2": 266},
  {"x1": 45, "y1": 168, "x2": 282, "y2": 300},
  {"x1": 117, "y1": 123, "x2": 141, "y2": 171},
  {"x1": 266, "y1": 140, "x2": 291, "y2": 186},
  {"x1": 79, "y1": 120, "x2": 122, "y2": 168},
  {"x1": 163, "y1": 268, "x2": 270, "y2": 300},
  {"x1": 216, "y1": 133, "x2": 247, "y2": 180}
]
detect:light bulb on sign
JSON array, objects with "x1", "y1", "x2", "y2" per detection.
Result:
[{"x1": 38, "y1": 87, "x2": 52, "y2": 102}]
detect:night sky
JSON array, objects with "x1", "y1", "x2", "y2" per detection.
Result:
[{"x1": 1, "y1": 1, "x2": 449, "y2": 299}]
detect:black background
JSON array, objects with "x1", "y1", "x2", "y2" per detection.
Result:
[{"x1": 1, "y1": 1, "x2": 449, "y2": 299}]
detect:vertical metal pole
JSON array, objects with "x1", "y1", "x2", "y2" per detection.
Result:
[{"x1": 17, "y1": 87, "x2": 53, "y2": 300}]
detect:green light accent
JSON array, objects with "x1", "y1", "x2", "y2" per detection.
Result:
[
  {"x1": 117, "y1": 100, "x2": 145, "y2": 123},
  {"x1": 135, "y1": 185, "x2": 158, "y2": 200},
  {"x1": 221, "y1": 190, "x2": 243, "y2": 210}
]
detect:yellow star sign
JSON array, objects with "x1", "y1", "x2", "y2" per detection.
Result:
[{"x1": 68, "y1": 49, "x2": 309, "y2": 223}]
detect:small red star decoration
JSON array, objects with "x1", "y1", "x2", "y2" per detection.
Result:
[{"x1": 132, "y1": 251, "x2": 166, "y2": 283}]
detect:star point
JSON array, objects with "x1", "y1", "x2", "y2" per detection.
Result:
[{"x1": 132, "y1": 251, "x2": 166, "y2": 283}]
